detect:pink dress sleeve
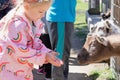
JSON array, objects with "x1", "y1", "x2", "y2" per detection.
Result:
[{"x1": 7, "y1": 17, "x2": 51, "y2": 66}]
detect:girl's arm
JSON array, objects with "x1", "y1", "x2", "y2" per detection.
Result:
[{"x1": 7, "y1": 17, "x2": 63, "y2": 67}]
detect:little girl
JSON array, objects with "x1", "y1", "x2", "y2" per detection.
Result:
[{"x1": 0, "y1": 0, "x2": 63, "y2": 80}]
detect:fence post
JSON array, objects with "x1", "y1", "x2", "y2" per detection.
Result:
[
  {"x1": 110, "y1": 0, "x2": 120, "y2": 80},
  {"x1": 101, "y1": 0, "x2": 111, "y2": 13},
  {"x1": 88, "y1": 0, "x2": 100, "y2": 15}
]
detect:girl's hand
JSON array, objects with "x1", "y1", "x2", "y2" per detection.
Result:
[{"x1": 46, "y1": 51, "x2": 63, "y2": 67}]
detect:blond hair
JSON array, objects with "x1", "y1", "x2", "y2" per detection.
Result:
[{"x1": 0, "y1": 0, "x2": 51, "y2": 39}]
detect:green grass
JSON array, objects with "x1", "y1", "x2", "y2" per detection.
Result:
[
  {"x1": 75, "y1": 0, "x2": 88, "y2": 38},
  {"x1": 75, "y1": 0, "x2": 88, "y2": 28},
  {"x1": 89, "y1": 68, "x2": 116, "y2": 80}
]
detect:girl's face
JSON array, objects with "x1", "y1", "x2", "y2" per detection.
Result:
[{"x1": 24, "y1": 1, "x2": 51, "y2": 21}]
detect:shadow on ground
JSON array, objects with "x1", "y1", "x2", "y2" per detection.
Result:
[
  {"x1": 68, "y1": 72, "x2": 98, "y2": 80},
  {"x1": 69, "y1": 57, "x2": 79, "y2": 66}
]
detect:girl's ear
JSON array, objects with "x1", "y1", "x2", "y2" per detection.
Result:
[{"x1": 23, "y1": 2, "x2": 30, "y2": 9}]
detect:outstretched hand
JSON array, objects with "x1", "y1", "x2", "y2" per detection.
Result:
[{"x1": 46, "y1": 51, "x2": 63, "y2": 67}]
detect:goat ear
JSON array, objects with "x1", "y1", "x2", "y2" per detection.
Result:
[
  {"x1": 105, "y1": 20, "x2": 111, "y2": 29},
  {"x1": 95, "y1": 36, "x2": 108, "y2": 46}
]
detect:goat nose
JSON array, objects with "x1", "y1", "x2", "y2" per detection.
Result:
[{"x1": 77, "y1": 54, "x2": 81, "y2": 60}]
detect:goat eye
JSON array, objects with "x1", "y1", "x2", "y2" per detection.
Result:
[{"x1": 98, "y1": 27, "x2": 104, "y2": 31}]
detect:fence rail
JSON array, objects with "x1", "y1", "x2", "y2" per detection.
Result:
[{"x1": 112, "y1": 0, "x2": 120, "y2": 26}]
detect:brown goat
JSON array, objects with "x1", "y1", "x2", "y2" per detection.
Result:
[{"x1": 77, "y1": 34, "x2": 120, "y2": 65}]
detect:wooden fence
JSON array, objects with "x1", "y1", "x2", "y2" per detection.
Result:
[
  {"x1": 111, "y1": 0, "x2": 120, "y2": 80},
  {"x1": 112, "y1": 0, "x2": 120, "y2": 26}
]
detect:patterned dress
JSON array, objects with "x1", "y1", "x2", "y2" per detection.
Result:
[{"x1": 0, "y1": 8, "x2": 51, "y2": 80}]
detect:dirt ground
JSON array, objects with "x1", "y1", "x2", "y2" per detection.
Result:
[{"x1": 68, "y1": 29, "x2": 109, "y2": 80}]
